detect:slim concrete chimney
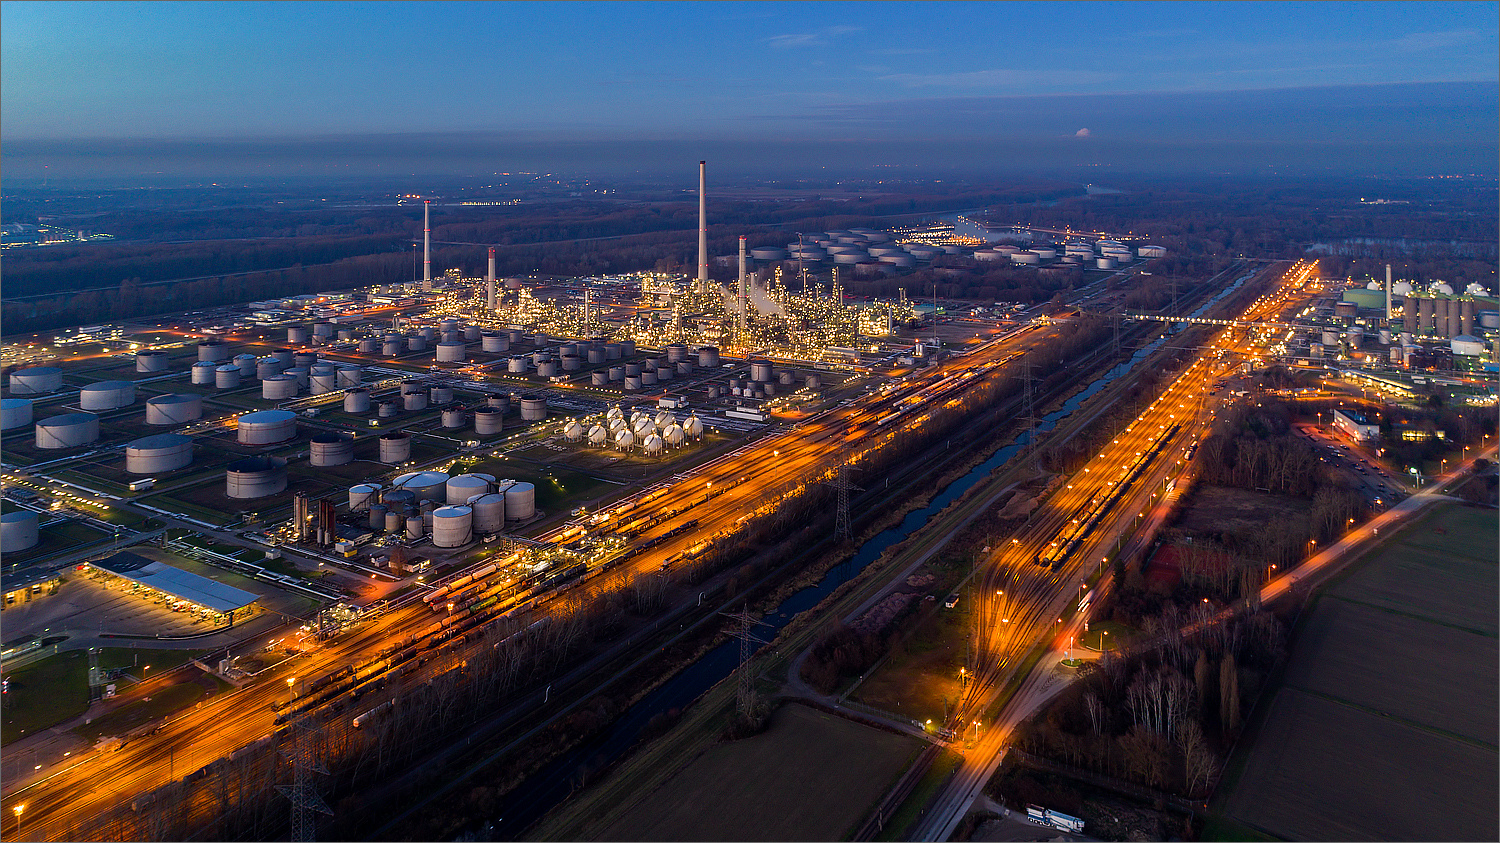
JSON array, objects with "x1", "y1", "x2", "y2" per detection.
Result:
[
  {"x1": 486, "y1": 247, "x2": 497, "y2": 311},
  {"x1": 1385, "y1": 263, "x2": 1393, "y2": 321},
  {"x1": 698, "y1": 161, "x2": 709, "y2": 293},
  {"x1": 737, "y1": 235, "x2": 747, "y2": 338},
  {"x1": 423, "y1": 200, "x2": 432, "y2": 286}
]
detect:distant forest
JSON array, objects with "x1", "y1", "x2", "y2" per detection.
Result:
[{"x1": 3, "y1": 174, "x2": 1494, "y2": 335}]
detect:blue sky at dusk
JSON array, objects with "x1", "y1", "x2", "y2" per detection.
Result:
[{"x1": 2, "y1": 1, "x2": 1496, "y2": 179}]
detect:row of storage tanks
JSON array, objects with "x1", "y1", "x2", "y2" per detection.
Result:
[
  {"x1": 972, "y1": 240, "x2": 1165, "y2": 269},
  {"x1": 565, "y1": 406, "x2": 706, "y2": 454},
  {"x1": 349, "y1": 473, "x2": 537, "y2": 547}
]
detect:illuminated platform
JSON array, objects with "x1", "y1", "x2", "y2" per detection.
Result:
[{"x1": 89, "y1": 551, "x2": 259, "y2": 615}]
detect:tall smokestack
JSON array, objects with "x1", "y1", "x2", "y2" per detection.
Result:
[
  {"x1": 423, "y1": 200, "x2": 432, "y2": 286},
  {"x1": 698, "y1": 161, "x2": 709, "y2": 293},
  {"x1": 486, "y1": 247, "x2": 497, "y2": 311},
  {"x1": 737, "y1": 235, "x2": 747, "y2": 338},
  {"x1": 1385, "y1": 263, "x2": 1393, "y2": 321}
]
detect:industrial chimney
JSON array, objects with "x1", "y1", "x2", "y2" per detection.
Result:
[
  {"x1": 737, "y1": 235, "x2": 748, "y2": 339},
  {"x1": 423, "y1": 200, "x2": 432, "y2": 288},
  {"x1": 1385, "y1": 263, "x2": 1393, "y2": 321},
  {"x1": 487, "y1": 247, "x2": 497, "y2": 311},
  {"x1": 698, "y1": 161, "x2": 709, "y2": 294}
]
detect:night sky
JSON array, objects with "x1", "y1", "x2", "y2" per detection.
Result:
[{"x1": 3, "y1": 1, "x2": 1496, "y2": 179}]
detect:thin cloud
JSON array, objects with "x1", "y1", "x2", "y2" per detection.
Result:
[
  {"x1": 1390, "y1": 30, "x2": 1482, "y2": 51},
  {"x1": 878, "y1": 69, "x2": 1118, "y2": 89},
  {"x1": 766, "y1": 25, "x2": 859, "y2": 50},
  {"x1": 1075, "y1": 128, "x2": 1091, "y2": 137}
]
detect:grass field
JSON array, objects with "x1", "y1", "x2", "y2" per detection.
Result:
[
  {"x1": 72, "y1": 673, "x2": 231, "y2": 742},
  {"x1": 1213, "y1": 502, "x2": 1499, "y2": 842},
  {"x1": 0, "y1": 649, "x2": 90, "y2": 745},
  {"x1": 851, "y1": 602, "x2": 968, "y2": 724},
  {"x1": 596, "y1": 703, "x2": 923, "y2": 842}
]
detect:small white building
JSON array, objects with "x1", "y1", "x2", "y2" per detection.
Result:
[{"x1": 1332, "y1": 409, "x2": 1379, "y2": 443}]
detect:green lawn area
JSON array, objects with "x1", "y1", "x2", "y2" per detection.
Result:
[
  {"x1": 72, "y1": 675, "x2": 230, "y2": 743},
  {"x1": 0, "y1": 650, "x2": 90, "y2": 745},
  {"x1": 1077, "y1": 619, "x2": 1138, "y2": 652},
  {"x1": 96, "y1": 647, "x2": 203, "y2": 674},
  {"x1": 851, "y1": 601, "x2": 968, "y2": 725},
  {"x1": 2, "y1": 519, "x2": 111, "y2": 564}
]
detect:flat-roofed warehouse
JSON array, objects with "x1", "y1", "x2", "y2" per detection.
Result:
[{"x1": 86, "y1": 551, "x2": 260, "y2": 622}]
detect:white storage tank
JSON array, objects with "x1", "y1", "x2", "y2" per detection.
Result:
[
  {"x1": 1451, "y1": 334, "x2": 1485, "y2": 357},
  {"x1": 349, "y1": 483, "x2": 381, "y2": 512},
  {"x1": 642, "y1": 433, "x2": 664, "y2": 455},
  {"x1": 1, "y1": 510, "x2": 40, "y2": 553},
  {"x1": 1010, "y1": 251, "x2": 1040, "y2": 265},
  {"x1": 145, "y1": 393, "x2": 203, "y2": 425},
  {"x1": 615, "y1": 427, "x2": 636, "y2": 449},
  {"x1": 537, "y1": 360, "x2": 558, "y2": 377},
  {"x1": 1096, "y1": 257, "x2": 1117, "y2": 270},
  {"x1": 469, "y1": 493, "x2": 506, "y2": 534},
  {"x1": 135, "y1": 350, "x2": 170, "y2": 373},
  {"x1": 284, "y1": 367, "x2": 310, "y2": 389},
  {"x1": 436, "y1": 341, "x2": 466, "y2": 363},
  {"x1": 504, "y1": 482, "x2": 536, "y2": 520},
  {"x1": 750, "y1": 247, "x2": 788, "y2": 261},
  {"x1": 237, "y1": 409, "x2": 297, "y2": 445},
  {"x1": 564, "y1": 420, "x2": 584, "y2": 442},
  {"x1": 287, "y1": 325, "x2": 311, "y2": 345},
  {"x1": 35, "y1": 413, "x2": 100, "y2": 449},
  {"x1": 407, "y1": 336, "x2": 428, "y2": 352},
  {"x1": 256, "y1": 358, "x2": 283, "y2": 380},
  {"x1": 214, "y1": 365, "x2": 242, "y2": 389},
  {"x1": 225, "y1": 456, "x2": 288, "y2": 499},
  {"x1": 382, "y1": 337, "x2": 404, "y2": 356},
  {"x1": 125, "y1": 433, "x2": 193, "y2": 474},
  {"x1": 520, "y1": 395, "x2": 547, "y2": 421},
  {"x1": 481, "y1": 333, "x2": 509, "y2": 353},
  {"x1": 270, "y1": 349, "x2": 294, "y2": 367},
  {"x1": 392, "y1": 470, "x2": 449, "y2": 502},
  {"x1": 588, "y1": 424, "x2": 608, "y2": 445},
  {"x1": 1, "y1": 398, "x2": 34, "y2": 431},
  {"x1": 233, "y1": 354, "x2": 258, "y2": 377},
  {"x1": 358, "y1": 337, "x2": 379, "y2": 354},
  {"x1": 336, "y1": 366, "x2": 362, "y2": 388},
  {"x1": 1137, "y1": 245, "x2": 1168, "y2": 258},
  {"x1": 309, "y1": 432, "x2": 354, "y2": 466},
  {"x1": 474, "y1": 407, "x2": 504, "y2": 434},
  {"x1": 368, "y1": 503, "x2": 388, "y2": 530},
  {"x1": 431, "y1": 505, "x2": 473, "y2": 547},
  {"x1": 442, "y1": 408, "x2": 466, "y2": 429},
  {"x1": 430, "y1": 385, "x2": 454, "y2": 405},
  {"x1": 749, "y1": 360, "x2": 774, "y2": 382},
  {"x1": 379, "y1": 432, "x2": 412, "y2": 463},
  {"x1": 1032, "y1": 247, "x2": 1057, "y2": 260},
  {"x1": 404, "y1": 391, "x2": 429, "y2": 411},
  {"x1": 192, "y1": 361, "x2": 218, "y2": 385},
  {"x1": 78, "y1": 380, "x2": 135, "y2": 411},
  {"x1": 698, "y1": 346, "x2": 721, "y2": 368},
  {"x1": 309, "y1": 372, "x2": 338, "y2": 395},
  {"x1": 663, "y1": 423, "x2": 685, "y2": 446},
  {"x1": 405, "y1": 514, "x2": 425, "y2": 540},
  {"x1": 684, "y1": 415, "x2": 705, "y2": 438},
  {"x1": 446, "y1": 473, "x2": 494, "y2": 504},
  {"x1": 344, "y1": 388, "x2": 372, "y2": 413},
  {"x1": 197, "y1": 340, "x2": 229, "y2": 362},
  {"x1": 508, "y1": 357, "x2": 528, "y2": 374}
]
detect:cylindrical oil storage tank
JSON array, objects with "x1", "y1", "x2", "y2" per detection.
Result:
[
  {"x1": 382, "y1": 337, "x2": 403, "y2": 356},
  {"x1": 474, "y1": 406, "x2": 504, "y2": 434},
  {"x1": 764, "y1": 383, "x2": 776, "y2": 396},
  {"x1": 481, "y1": 333, "x2": 509, "y2": 353},
  {"x1": 674, "y1": 361, "x2": 691, "y2": 376},
  {"x1": 314, "y1": 322, "x2": 335, "y2": 339},
  {"x1": 256, "y1": 358, "x2": 283, "y2": 379},
  {"x1": 436, "y1": 341, "x2": 466, "y2": 363},
  {"x1": 382, "y1": 488, "x2": 416, "y2": 508},
  {"x1": 36, "y1": 413, "x2": 100, "y2": 449},
  {"x1": 287, "y1": 326, "x2": 311, "y2": 345},
  {"x1": 145, "y1": 393, "x2": 203, "y2": 425},
  {"x1": 750, "y1": 247, "x2": 788, "y2": 261},
  {"x1": 337, "y1": 328, "x2": 355, "y2": 341},
  {"x1": 405, "y1": 514, "x2": 424, "y2": 540},
  {"x1": 487, "y1": 394, "x2": 511, "y2": 413},
  {"x1": 271, "y1": 349, "x2": 294, "y2": 367},
  {"x1": 197, "y1": 340, "x2": 229, "y2": 362},
  {"x1": 358, "y1": 337, "x2": 379, "y2": 354},
  {"x1": 284, "y1": 367, "x2": 310, "y2": 389},
  {"x1": 308, "y1": 362, "x2": 334, "y2": 376},
  {"x1": 385, "y1": 510, "x2": 405, "y2": 533},
  {"x1": 79, "y1": 380, "x2": 136, "y2": 411},
  {"x1": 336, "y1": 366, "x2": 362, "y2": 388},
  {"x1": 805, "y1": 373, "x2": 823, "y2": 389},
  {"x1": 1096, "y1": 257, "x2": 1117, "y2": 270},
  {"x1": 1389, "y1": 346, "x2": 1403, "y2": 363},
  {"x1": 125, "y1": 433, "x2": 193, "y2": 474},
  {"x1": 392, "y1": 471, "x2": 449, "y2": 503},
  {"x1": 262, "y1": 375, "x2": 298, "y2": 400},
  {"x1": 624, "y1": 362, "x2": 642, "y2": 377},
  {"x1": 419, "y1": 326, "x2": 437, "y2": 341},
  {"x1": 1138, "y1": 245, "x2": 1168, "y2": 258},
  {"x1": 698, "y1": 346, "x2": 721, "y2": 368},
  {"x1": 1032, "y1": 247, "x2": 1057, "y2": 260},
  {"x1": 442, "y1": 408, "x2": 466, "y2": 429},
  {"x1": 369, "y1": 503, "x2": 388, "y2": 530},
  {"x1": 430, "y1": 385, "x2": 454, "y2": 405},
  {"x1": 779, "y1": 370, "x2": 795, "y2": 385},
  {"x1": 508, "y1": 357, "x2": 528, "y2": 374},
  {"x1": 558, "y1": 342, "x2": 578, "y2": 357},
  {"x1": 587, "y1": 347, "x2": 607, "y2": 365},
  {"x1": 603, "y1": 343, "x2": 623, "y2": 360},
  {"x1": 608, "y1": 366, "x2": 625, "y2": 382},
  {"x1": 1, "y1": 511, "x2": 40, "y2": 553},
  {"x1": 641, "y1": 371, "x2": 658, "y2": 386},
  {"x1": 407, "y1": 336, "x2": 428, "y2": 353},
  {"x1": 620, "y1": 340, "x2": 637, "y2": 357},
  {"x1": 706, "y1": 386, "x2": 720, "y2": 399},
  {"x1": 469, "y1": 493, "x2": 506, "y2": 534},
  {"x1": 446, "y1": 473, "x2": 494, "y2": 504},
  {"x1": 561, "y1": 354, "x2": 582, "y2": 371},
  {"x1": 591, "y1": 371, "x2": 609, "y2": 386},
  {"x1": 1010, "y1": 251, "x2": 1040, "y2": 265},
  {"x1": 431, "y1": 506, "x2": 473, "y2": 547},
  {"x1": 504, "y1": 482, "x2": 536, "y2": 520},
  {"x1": 519, "y1": 396, "x2": 547, "y2": 421},
  {"x1": 350, "y1": 483, "x2": 381, "y2": 512},
  {"x1": 309, "y1": 372, "x2": 338, "y2": 395},
  {"x1": 214, "y1": 366, "x2": 242, "y2": 389},
  {"x1": 379, "y1": 432, "x2": 411, "y2": 463},
  {"x1": 135, "y1": 350, "x2": 170, "y2": 373},
  {"x1": 399, "y1": 380, "x2": 425, "y2": 397},
  {"x1": 665, "y1": 343, "x2": 689, "y2": 363},
  {"x1": 1321, "y1": 329, "x2": 1339, "y2": 347},
  {"x1": 1, "y1": 398, "x2": 33, "y2": 431},
  {"x1": 225, "y1": 456, "x2": 287, "y2": 499},
  {"x1": 464, "y1": 325, "x2": 481, "y2": 342},
  {"x1": 237, "y1": 409, "x2": 296, "y2": 445},
  {"x1": 403, "y1": 391, "x2": 428, "y2": 411},
  {"x1": 192, "y1": 361, "x2": 218, "y2": 385},
  {"x1": 233, "y1": 354, "x2": 258, "y2": 377},
  {"x1": 531, "y1": 350, "x2": 552, "y2": 367},
  {"x1": 624, "y1": 376, "x2": 642, "y2": 391},
  {"x1": 440, "y1": 331, "x2": 461, "y2": 345},
  {"x1": 309, "y1": 432, "x2": 354, "y2": 467},
  {"x1": 1379, "y1": 328, "x2": 1392, "y2": 345},
  {"x1": 749, "y1": 360, "x2": 774, "y2": 382},
  {"x1": 657, "y1": 365, "x2": 674, "y2": 381},
  {"x1": 536, "y1": 360, "x2": 558, "y2": 377},
  {"x1": 293, "y1": 352, "x2": 319, "y2": 369},
  {"x1": 439, "y1": 318, "x2": 459, "y2": 333},
  {"x1": 508, "y1": 329, "x2": 524, "y2": 344}
]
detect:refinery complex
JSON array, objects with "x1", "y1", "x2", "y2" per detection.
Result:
[{"x1": 1, "y1": 163, "x2": 1496, "y2": 843}]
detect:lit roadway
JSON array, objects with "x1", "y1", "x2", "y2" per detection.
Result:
[
  {"x1": 3, "y1": 316, "x2": 1065, "y2": 841},
  {"x1": 911, "y1": 259, "x2": 1324, "y2": 841}
]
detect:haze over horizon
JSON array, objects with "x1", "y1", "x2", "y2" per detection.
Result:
[{"x1": 2, "y1": 1, "x2": 1497, "y2": 181}]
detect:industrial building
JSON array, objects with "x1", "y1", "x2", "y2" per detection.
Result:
[
  {"x1": 1332, "y1": 409, "x2": 1380, "y2": 443},
  {"x1": 86, "y1": 551, "x2": 260, "y2": 622}
]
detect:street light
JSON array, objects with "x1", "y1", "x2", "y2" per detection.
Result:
[{"x1": 13, "y1": 804, "x2": 23, "y2": 840}]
